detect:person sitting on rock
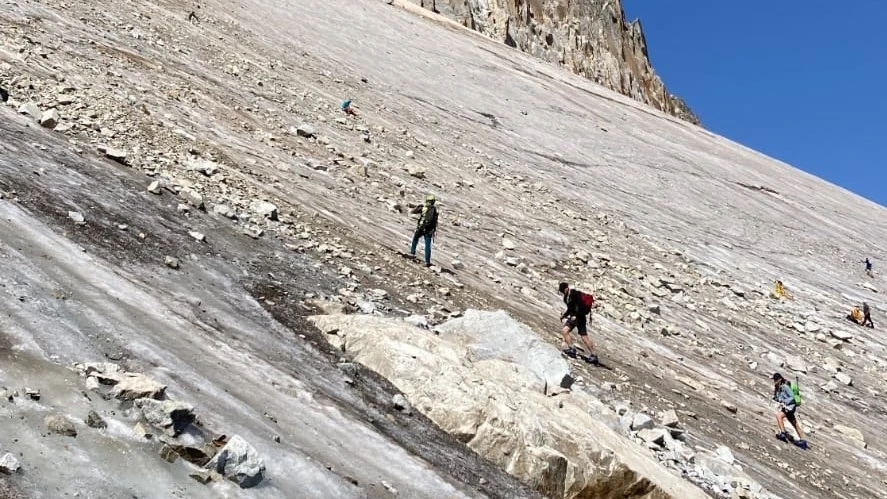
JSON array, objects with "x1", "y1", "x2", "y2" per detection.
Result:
[
  {"x1": 863, "y1": 302, "x2": 875, "y2": 328},
  {"x1": 558, "y1": 282, "x2": 597, "y2": 364},
  {"x1": 342, "y1": 99, "x2": 358, "y2": 116},
  {"x1": 409, "y1": 194, "x2": 438, "y2": 267},
  {"x1": 772, "y1": 373, "x2": 808, "y2": 448}
]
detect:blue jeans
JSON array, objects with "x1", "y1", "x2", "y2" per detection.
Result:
[{"x1": 410, "y1": 231, "x2": 432, "y2": 265}]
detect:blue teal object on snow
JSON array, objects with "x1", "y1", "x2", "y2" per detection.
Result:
[{"x1": 342, "y1": 99, "x2": 352, "y2": 110}]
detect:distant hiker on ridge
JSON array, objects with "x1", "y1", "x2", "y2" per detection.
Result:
[
  {"x1": 558, "y1": 282, "x2": 598, "y2": 364},
  {"x1": 863, "y1": 258, "x2": 873, "y2": 277},
  {"x1": 409, "y1": 194, "x2": 438, "y2": 267},
  {"x1": 772, "y1": 373, "x2": 808, "y2": 449}
]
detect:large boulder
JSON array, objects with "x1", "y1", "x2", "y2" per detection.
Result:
[
  {"x1": 206, "y1": 435, "x2": 265, "y2": 488},
  {"x1": 434, "y1": 310, "x2": 571, "y2": 391},
  {"x1": 309, "y1": 311, "x2": 709, "y2": 499},
  {"x1": 135, "y1": 399, "x2": 196, "y2": 437},
  {"x1": 110, "y1": 373, "x2": 167, "y2": 400}
]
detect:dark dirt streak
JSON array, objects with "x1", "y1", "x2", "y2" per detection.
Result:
[{"x1": 0, "y1": 119, "x2": 540, "y2": 499}]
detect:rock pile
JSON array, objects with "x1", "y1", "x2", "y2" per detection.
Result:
[{"x1": 73, "y1": 362, "x2": 265, "y2": 488}]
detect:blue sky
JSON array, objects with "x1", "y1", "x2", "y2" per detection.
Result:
[{"x1": 623, "y1": 0, "x2": 885, "y2": 207}]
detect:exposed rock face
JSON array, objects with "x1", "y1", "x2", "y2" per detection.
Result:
[
  {"x1": 310, "y1": 311, "x2": 709, "y2": 499},
  {"x1": 409, "y1": 0, "x2": 699, "y2": 123}
]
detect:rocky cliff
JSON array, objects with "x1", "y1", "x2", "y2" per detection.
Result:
[{"x1": 409, "y1": 0, "x2": 699, "y2": 124}]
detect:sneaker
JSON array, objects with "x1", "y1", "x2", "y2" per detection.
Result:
[
  {"x1": 585, "y1": 354, "x2": 599, "y2": 364},
  {"x1": 563, "y1": 347, "x2": 578, "y2": 358},
  {"x1": 424, "y1": 262, "x2": 432, "y2": 267},
  {"x1": 776, "y1": 431, "x2": 789, "y2": 442},
  {"x1": 796, "y1": 439, "x2": 809, "y2": 449}
]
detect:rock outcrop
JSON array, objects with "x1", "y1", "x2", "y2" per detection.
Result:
[
  {"x1": 408, "y1": 0, "x2": 699, "y2": 123},
  {"x1": 310, "y1": 311, "x2": 709, "y2": 499}
]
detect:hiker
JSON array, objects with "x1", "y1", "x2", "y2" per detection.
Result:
[
  {"x1": 863, "y1": 258, "x2": 873, "y2": 277},
  {"x1": 342, "y1": 99, "x2": 358, "y2": 116},
  {"x1": 772, "y1": 373, "x2": 808, "y2": 448},
  {"x1": 409, "y1": 194, "x2": 438, "y2": 266},
  {"x1": 848, "y1": 306, "x2": 864, "y2": 325},
  {"x1": 863, "y1": 302, "x2": 875, "y2": 328},
  {"x1": 558, "y1": 282, "x2": 598, "y2": 364},
  {"x1": 774, "y1": 280, "x2": 786, "y2": 298}
]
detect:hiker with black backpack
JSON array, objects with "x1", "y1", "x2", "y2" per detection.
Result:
[
  {"x1": 558, "y1": 282, "x2": 598, "y2": 364},
  {"x1": 772, "y1": 372, "x2": 808, "y2": 449}
]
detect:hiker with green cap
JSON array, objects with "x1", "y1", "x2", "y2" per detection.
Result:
[
  {"x1": 772, "y1": 372, "x2": 808, "y2": 449},
  {"x1": 409, "y1": 194, "x2": 438, "y2": 267}
]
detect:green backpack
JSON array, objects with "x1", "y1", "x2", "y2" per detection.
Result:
[{"x1": 790, "y1": 379, "x2": 803, "y2": 406}]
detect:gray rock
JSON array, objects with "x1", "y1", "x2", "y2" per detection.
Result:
[
  {"x1": 830, "y1": 329, "x2": 853, "y2": 341},
  {"x1": 784, "y1": 355, "x2": 807, "y2": 373},
  {"x1": 110, "y1": 373, "x2": 167, "y2": 400},
  {"x1": 165, "y1": 256, "x2": 180, "y2": 269},
  {"x1": 630, "y1": 412, "x2": 655, "y2": 431},
  {"x1": 403, "y1": 315, "x2": 429, "y2": 328},
  {"x1": 0, "y1": 453, "x2": 21, "y2": 474},
  {"x1": 213, "y1": 204, "x2": 237, "y2": 219},
  {"x1": 833, "y1": 425, "x2": 866, "y2": 448},
  {"x1": 294, "y1": 124, "x2": 316, "y2": 138},
  {"x1": 85, "y1": 376, "x2": 101, "y2": 391},
  {"x1": 251, "y1": 201, "x2": 279, "y2": 221},
  {"x1": 406, "y1": 165, "x2": 426, "y2": 179},
  {"x1": 392, "y1": 393, "x2": 412, "y2": 413},
  {"x1": 103, "y1": 147, "x2": 128, "y2": 164},
  {"x1": 206, "y1": 435, "x2": 266, "y2": 488},
  {"x1": 136, "y1": 398, "x2": 196, "y2": 437},
  {"x1": 647, "y1": 303, "x2": 661, "y2": 315},
  {"x1": 502, "y1": 238, "x2": 516, "y2": 250},
  {"x1": 147, "y1": 180, "x2": 162, "y2": 194},
  {"x1": 45, "y1": 414, "x2": 77, "y2": 437},
  {"x1": 714, "y1": 445, "x2": 734, "y2": 465},
  {"x1": 86, "y1": 410, "x2": 107, "y2": 429},
  {"x1": 181, "y1": 188, "x2": 205, "y2": 210},
  {"x1": 834, "y1": 372, "x2": 853, "y2": 386},
  {"x1": 820, "y1": 380, "x2": 839, "y2": 392},
  {"x1": 638, "y1": 428, "x2": 668, "y2": 446},
  {"x1": 18, "y1": 101, "x2": 40, "y2": 118},
  {"x1": 39, "y1": 109, "x2": 60, "y2": 128},
  {"x1": 133, "y1": 421, "x2": 153, "y2": 440},
  {"x1": 720, "y1": 400, "x2": 738, "y2": 414},
  {"x1": 659, "y1": 409, "x2": 680, "y2": 428},
  {"x1": 68, "y1": 211, "x2": 86, "y2": 224},
  {"x1": 189, "y1": 231, "x2": 206, "y2": 242}
]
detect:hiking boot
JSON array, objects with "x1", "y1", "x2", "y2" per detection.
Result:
[
  {"x1": 796, "y1": 439, "x2": 809, "y2": 449},
  {"x1": 776, "y1": 431, "x2": 789, "y2": 442},
  {"x1": 563, "y1": 347, "x2": 578, "y2": 358},
  {"x1": 585, "y1": 354, "x2": 599, "y2": 364}
]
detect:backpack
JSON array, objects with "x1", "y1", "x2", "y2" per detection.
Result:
[
  {"x1": 790, "y1": 379, "x2": 803, "y2": 406},
  {"x1": 579, "y1": 292, "x2": 595, "y2": 312}
]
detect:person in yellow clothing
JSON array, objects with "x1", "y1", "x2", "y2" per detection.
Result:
[{"x1": 848, "y1": 306, "x2": 864, "y2": 325}]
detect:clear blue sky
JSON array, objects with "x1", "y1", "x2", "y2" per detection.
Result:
[{"x1": 623, "y1": 0, "x2": 885, "y2": 207}]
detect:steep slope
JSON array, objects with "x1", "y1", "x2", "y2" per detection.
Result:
[
  {"x1": 1, "y1": 0, "x2": 886, "y2": 498},
  {"x1": 407, "y1": 0, "x2": 699, "y2": 123}
]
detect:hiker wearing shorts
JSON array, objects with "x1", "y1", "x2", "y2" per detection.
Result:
[
  {"x1": 772, "y1": 373, "x2": 808, "y2": 448},
  {"x1": 558, "y1": 282, "x2": 597, "y2": 363}
]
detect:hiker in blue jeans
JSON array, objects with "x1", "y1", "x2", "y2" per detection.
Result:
[{"x1": 409, "y1": 194, "x2": 438, "y2": 267}]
